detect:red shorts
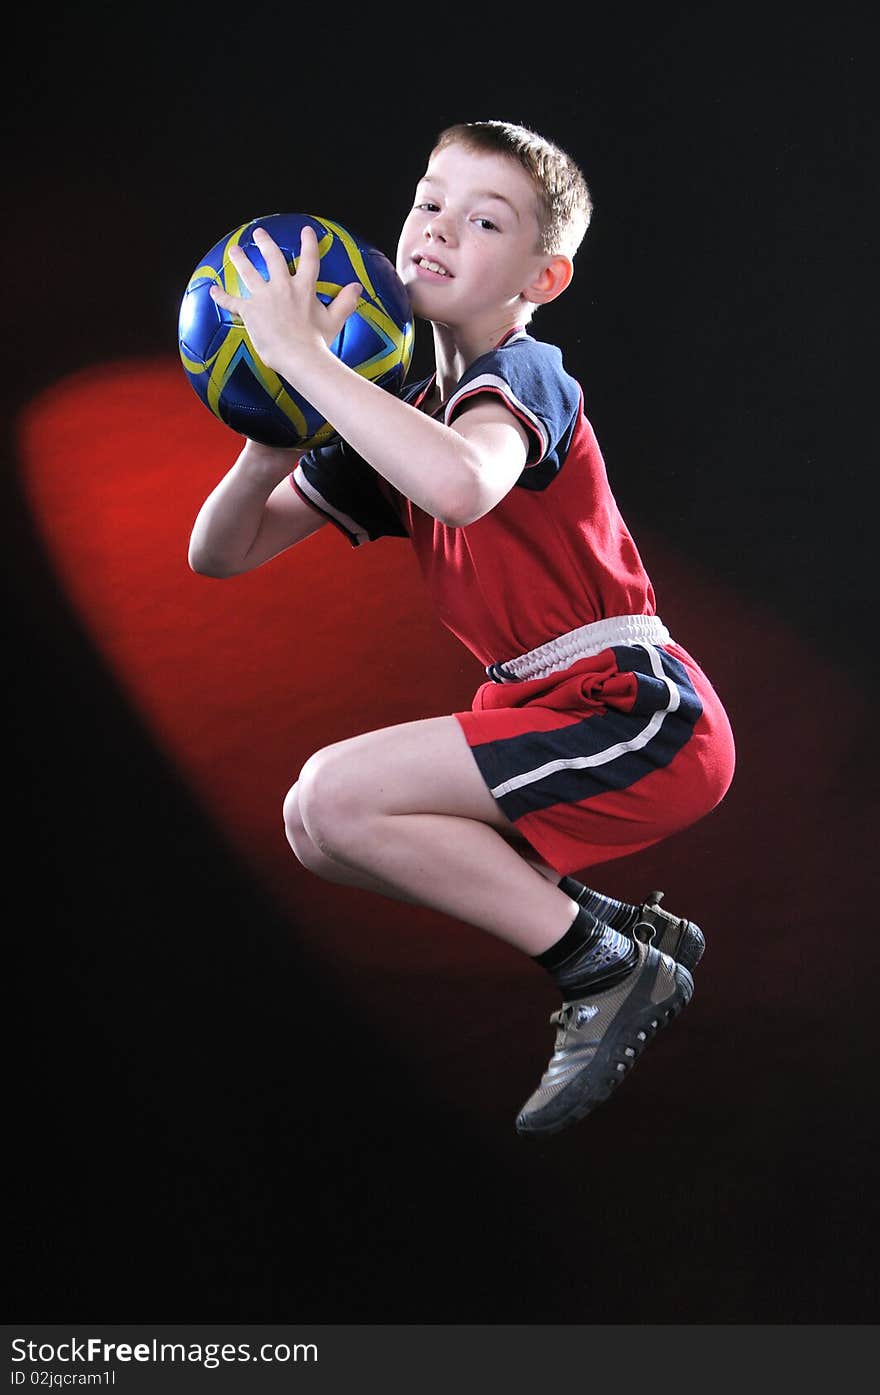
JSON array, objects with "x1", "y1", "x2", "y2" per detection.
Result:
[{"x1": 455, "y1": 640, "x2": 735, "y2": 876}]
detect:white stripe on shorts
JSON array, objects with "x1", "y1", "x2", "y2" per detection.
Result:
[{"x1": 488, "y1": 644, "x2": 681, "y2": 799}]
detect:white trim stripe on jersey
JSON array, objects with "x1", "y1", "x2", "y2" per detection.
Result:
[
  {"x1": 443, "y1": 373, "x2": 549, "y2": 460},
  {"x1": 292, "y1": 464, "x2": 370, "y2": 546}
]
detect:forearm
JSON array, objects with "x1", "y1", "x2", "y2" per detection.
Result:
[
  {"x1": 188, "y1": 440, "x2": 302, "y2": 576},
  {"x1": 282, "y1": 348, "x2": 482, "y2": 524},
  {"x1": 210, "y1": 227, "x2": 487, "y2": 524}
]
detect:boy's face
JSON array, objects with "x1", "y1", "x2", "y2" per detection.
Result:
[{"x1": 396, "y1": 142, "x2": 548, "y2": 330}]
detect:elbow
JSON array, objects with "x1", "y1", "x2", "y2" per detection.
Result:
[
  {"x1": 433, "y1": 506, "x2": 466, "y2": 529},
  {"x1": 433, "y1": 469, "x2": 486, "y2": 529},
  {"x1": 187, "y1": 544, "x2": 238, "y2": 579},
  {"x1": 435, "y1": 489, "x2": 487, "y2": 530},
  {"x1": 442, "y1": 502, "x2": 488, "y2": 528}
]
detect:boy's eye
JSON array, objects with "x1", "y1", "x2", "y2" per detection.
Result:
[
  {"x1": 416, "y1": 201, "x2": 440, "y2": 212},
  {"x1": 475, "y1": 218, "x2": 499, "y2": 231}
]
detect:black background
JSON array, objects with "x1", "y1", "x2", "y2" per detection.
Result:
[{"x1": 4, "y1": 1, "x2": 877, "y2": 1332}]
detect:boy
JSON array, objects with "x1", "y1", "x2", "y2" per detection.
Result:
[{"x1": 189, "y1": 121, "x2": 736, "y2": 1136}]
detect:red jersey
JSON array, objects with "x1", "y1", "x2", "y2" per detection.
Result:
[
  {"x1": 291, "y1": 328, "x2": 735, "y2": 874},
  {"x1": 292, "y1": 328, "x2": 656, "y2": 670}
]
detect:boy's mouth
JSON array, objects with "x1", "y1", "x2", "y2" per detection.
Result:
[{"x1": 413, "y1": 254, "x2": 453, "y2": 278}]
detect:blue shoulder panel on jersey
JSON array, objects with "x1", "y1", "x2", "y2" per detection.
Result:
[{"x1": 443, "y1": 334, "x2": 581, "y2": 490}]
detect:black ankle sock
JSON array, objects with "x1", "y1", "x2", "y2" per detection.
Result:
[
  {"x1": 559, "y1": 875, "x2": 640, "y2": 936},
  {"x1": 534, "y1": 905, "x2": 638, "y2": 999}
]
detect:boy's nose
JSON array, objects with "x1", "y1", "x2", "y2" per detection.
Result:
[{"x1": 424, "y1": 215, "x2": 456, "y2": 246}]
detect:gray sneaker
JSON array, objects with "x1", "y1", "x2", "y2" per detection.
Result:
[
  {"x1": 561, "y1": 879, "x2": 705, "y2": 975},
  {"x1": 632, "y1": 890, "x2": 705, "y2": 974},
  {"x1": 515, "y1": 941, "x2": 694, "y2": 1137}
]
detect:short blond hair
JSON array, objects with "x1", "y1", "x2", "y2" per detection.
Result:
[{"x1": 430, "y1": 120, "x2": 593, "y2": 261}]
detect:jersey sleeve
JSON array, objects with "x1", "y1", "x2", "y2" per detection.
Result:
[
  {"x1": 291, "y1": 437, "x2": 408, "y2": 547},
  {"x1": 441, "y1": 336, "x2": 581, "y2": 487}
]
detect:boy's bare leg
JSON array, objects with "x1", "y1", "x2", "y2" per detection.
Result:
[
  {"x1": 522, "y1": 855, "x2": 564, "y2": 883},
  {"x1": 284, "y1": 788, "x2": 423, "y2": 907},
  {"x1": 284, "y1": 714, "x2": 579, "y2": 956},
  {"x1": 285, "y1": 713, "x2": 694, "y2": 1139},
  {"x1": 285, "y1": 790, "x2": 559, "y2": 905}
]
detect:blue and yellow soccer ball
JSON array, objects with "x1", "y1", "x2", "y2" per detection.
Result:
[{"x1": 178, "y1": 212, "x2": 414, "y2": 449}]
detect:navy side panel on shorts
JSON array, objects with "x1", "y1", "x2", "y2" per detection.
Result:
[{"x1": 469, "y1": 646, "x2": 704, "y2": 822}]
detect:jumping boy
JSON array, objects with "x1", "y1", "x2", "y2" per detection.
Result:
[{"x1": 188, "y1": 120, "x2": 736, "y2": 1136}]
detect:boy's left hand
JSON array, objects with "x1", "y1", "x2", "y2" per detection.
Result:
[{"x1": 210, "y1": 225, "x2": 362, "y2": 378}]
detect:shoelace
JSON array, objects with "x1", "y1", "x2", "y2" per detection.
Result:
[
  {"x1": 549, "y1": 1003, "x2": 598, "y2": 1033},
  {"x1": 549, "y1": 1003, "x2": 651, "y2": 1060}
]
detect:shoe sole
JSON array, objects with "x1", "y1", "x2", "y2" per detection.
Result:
[{"x1": 516, "y1": 957, "x2": 694, "y2": 1137}]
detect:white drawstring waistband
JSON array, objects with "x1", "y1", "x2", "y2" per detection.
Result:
[{"x1": 486, "y1": 615, "x2": 672, "y2": 683}]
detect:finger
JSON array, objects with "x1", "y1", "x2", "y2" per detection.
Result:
[
  {"x1": 325, "y1": 280, "x2": 363, "y2": 339},
  {"x1": 251, "y1": 226, "x2": 292, "y2": 281},
  {"x1": 226, "y1": 242, "x2": 267, "y2": 295},
  {"x1": 209, "y1": 283, "x2": 243, "y2": 313},
  {"x1": 296, "y1": 223, "x2": 321, "y2": 282}
]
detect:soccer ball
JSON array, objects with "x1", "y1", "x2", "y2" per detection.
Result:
[{"x1": 178, "y1": 212, "x2": 414, "y2": 450}]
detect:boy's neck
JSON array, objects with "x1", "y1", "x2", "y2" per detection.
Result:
[{"x1": 429, "y1": 317, "x2": 527, "y2": 404}]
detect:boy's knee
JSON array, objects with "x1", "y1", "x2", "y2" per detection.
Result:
[
  {"x1": 295, "y1": 746, "x2": 354, "y2": 857},
  {"x1": 282, "y1": 781, "x2": 312, "y2": 863},
  {"x1": 282, "y1": 779, "x2": 331, "y2": 872},
  {"x1": 282, "y1": 781, "x2": 304, "y2": 841}
]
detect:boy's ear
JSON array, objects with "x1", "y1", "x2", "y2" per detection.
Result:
[{"x1": 523, "y1": 253, "x2": 574, "y2": 308}]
